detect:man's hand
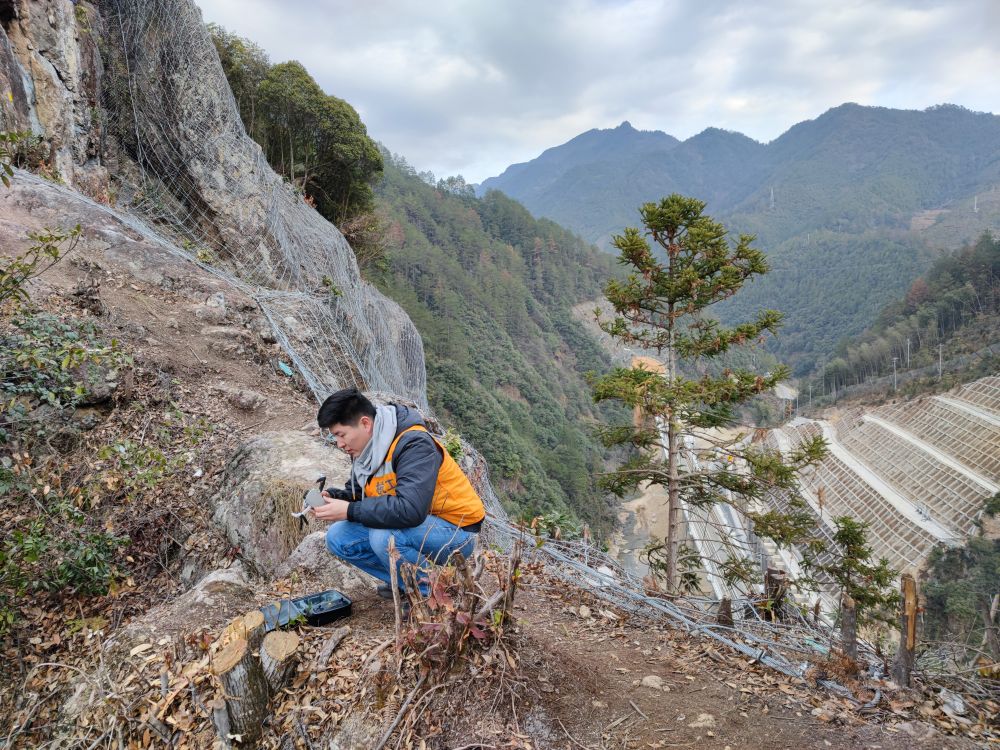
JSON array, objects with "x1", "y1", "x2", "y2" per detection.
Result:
[{"x1": 310, "y1": 496, "x2": 350, "y2": 522}]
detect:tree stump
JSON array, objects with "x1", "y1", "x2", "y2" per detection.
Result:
[
  {"x1": 261, "y1": 630, "x2": 300, "y2": 694},
  {"x1": 212, "y1": 638, "x2": 269, "y2": 747},
  {"x1": 717, "y1": 597, "x2": 734, "y2": 628},
  {"x1": 764, "y1": 567, "x2": 789, "y2": 621}
]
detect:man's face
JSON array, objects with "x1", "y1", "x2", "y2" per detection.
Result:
[{"x1": 327, "y1": 416, "x2": 373, "y2": 458}]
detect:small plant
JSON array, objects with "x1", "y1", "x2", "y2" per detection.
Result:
[
  {"x1": 0, "y1": 131, "x2": 50, "y2": 181},
  {"x1": 525, "y1": 510, "x2": 580, "y2": 541},
  {"x1": 0, "y1": 131, "x2": 27, "y2": 187},
  {"x1": 442, "y1": 427, "x2": 463, "y2": 460},
  {"x1": 0, "y1": 225, "x2": 81, "y2": 310},
  {"x1": 0, "y1": 455, "x2": 128, "y2": 635},
  {"x1": 802, "y1": 515, "x2": 899, "y2": 659},
  {"x1": 74, "y1": 3, "x2": 90, "y2": 32},
  {"x1": 320, "y1": 274, "x2": 342, "y2": 298},
  {"x1": 392, "y1": 543, "x2": 522, "y2": 682}
]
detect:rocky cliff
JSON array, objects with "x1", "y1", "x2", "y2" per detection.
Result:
[{"x1": 1, "y1": 0, "x2": 427, "y2": 406}]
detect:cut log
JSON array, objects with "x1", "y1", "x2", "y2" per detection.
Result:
[
  {"x1": 212, "y1": 637, "x2": 269, "y2": 747},
  {"x1": 261, "y1": 630, "x2": 300, "y2": 694}
]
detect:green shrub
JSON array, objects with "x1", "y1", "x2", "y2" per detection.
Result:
[
  {"x1": 0, "y1": 225, "x2": 80, "y2": 309},
  {"x1": 0, "y1": 461, "x2": 128, "y2": 635},
  {"x1": 0, "y1": 312, "x2": 131, "y2": 442}
]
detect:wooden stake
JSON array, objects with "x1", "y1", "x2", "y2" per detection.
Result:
[
  {"x1": 261, "y1": 630, "x2": 300, "y2": 694},
  {"x1": 892, "y1": 574, "x2": 917, "y2": 687},
  {"x1": 212, "y1": 638, "x2": 269, "y2": 747},
  {"x1": 388, "y1": 537, "x2": 404, "y2": 644}
]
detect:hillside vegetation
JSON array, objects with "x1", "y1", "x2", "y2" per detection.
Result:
[
  {"x1": 375, "y1": 156, "x2": 621, "y2": 532},
  {"x1": 805, "y1": 231, "x2": 999, "y2": 404},
  {"x1": 481, "y1": 105, "x2": 1000, "y2": 374}
]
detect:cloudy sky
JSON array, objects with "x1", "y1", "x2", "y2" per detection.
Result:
[{"x1": 196, "y1": 0, "x2": 1000, "y2": 184}]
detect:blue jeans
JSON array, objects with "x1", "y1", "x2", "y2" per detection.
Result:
[{"x1": 325, "y1": 516, "x2": 477, "y2": 596}]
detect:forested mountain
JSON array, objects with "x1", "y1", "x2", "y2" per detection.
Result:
[
  {"x1": 480, "y1": 104, "x2": 1000, "y2": 374},
  {"x1": 806, "y1": 231, "x2": 1000, "y2": 403},
  {"x1": 374, "y1": 158, "x2": 620, "y2": 532}
]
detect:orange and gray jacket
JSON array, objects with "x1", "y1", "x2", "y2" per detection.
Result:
[{"x1": 343, "y1": 404, "x2": 485, "y2": 531}]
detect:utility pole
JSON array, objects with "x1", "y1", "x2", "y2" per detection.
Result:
[
  {"x1": 892, "y1": 357, "x2": 898, "y2": 392},
  {"x1": 938, "y1": 343, "x2": 943, "y2": 379}
]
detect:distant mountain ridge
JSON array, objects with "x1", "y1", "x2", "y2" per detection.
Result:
[{"x1": 480, "y1": 104, "x2": 1000, "y2": 373}]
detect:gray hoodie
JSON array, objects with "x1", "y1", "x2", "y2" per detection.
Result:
[{"x1": 342, "y1": 404, "x2": 443, "y2": 529}]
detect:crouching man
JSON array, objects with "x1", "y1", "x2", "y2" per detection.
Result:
[{"x1": 310, "y1": 387, "x2": 485, "y2": 599}]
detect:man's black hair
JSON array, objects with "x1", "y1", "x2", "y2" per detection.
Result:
[{"x1": 317, "y1": 387, "x2": 376, "y2": 428}]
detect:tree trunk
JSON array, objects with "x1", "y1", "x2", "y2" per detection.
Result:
[
  {"x1": 261, "y1": 631, "x2": 300, "y2": 694},
  {"x1": 841, "y1": 593, "x2": 858, "y2": 661},
  {"x1": 212, "y1": 638, "x2": 269, "y2": 748},
  {"x1": 666, "y1": 413, "x2": 680, "y2": 592},
  {"x1": 892, "y1": 574, "x2": 917, "y2": 687}
]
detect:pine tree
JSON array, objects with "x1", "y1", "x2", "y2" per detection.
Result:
[
  {"x1": 593, "y1": 194, "x2": 824, "y2": 594},
  {"x1": 804, "y1": 516, "x2": 899, "y2": 657}
]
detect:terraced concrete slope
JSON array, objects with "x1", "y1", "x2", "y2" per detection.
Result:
[{"x1": 767, "y1": 376, "x2": 1000, "y2": 575}]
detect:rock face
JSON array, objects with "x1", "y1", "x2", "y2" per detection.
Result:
[
  {"x1": 99, "y1": 563, "x2": 255, "y2": 670},
  {"x1": 211, "y1": 430, "x2": 354, "y2": 578},
  {"x1": 274, "y1": 531, "x2": 367, "y2": 593},
  {"x1": 1, "y1": 0, "x2": 428, "y2": 407},
  {"x1": 0, "y1": 0, "x2": 107, "y2": 191}
]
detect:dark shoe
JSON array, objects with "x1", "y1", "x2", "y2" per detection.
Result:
[{"x1": 376, "y1": 583, "x2": 395, "y2": 600}]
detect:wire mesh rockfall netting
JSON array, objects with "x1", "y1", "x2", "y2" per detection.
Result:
[{"x1": 98, "y1": 0, "x2": 426, "y2": 407}]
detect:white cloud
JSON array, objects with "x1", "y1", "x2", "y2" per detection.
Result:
[{"x1": 195, "y1": 0, "x2": 1000, "y2": 182}]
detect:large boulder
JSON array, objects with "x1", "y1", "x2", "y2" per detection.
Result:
[
  {"x1": 101, "y1": 563, "x2": 255, "y2": 662},
  {"x1": 273, "y1": 530, "x2": 368, "y2": 593},
  {"x1": 95, "y1": 0, "x2": 428, "y2": 404},
  {"x1": 211, "y1": 430, "x2": 352, "y2": 578}
]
